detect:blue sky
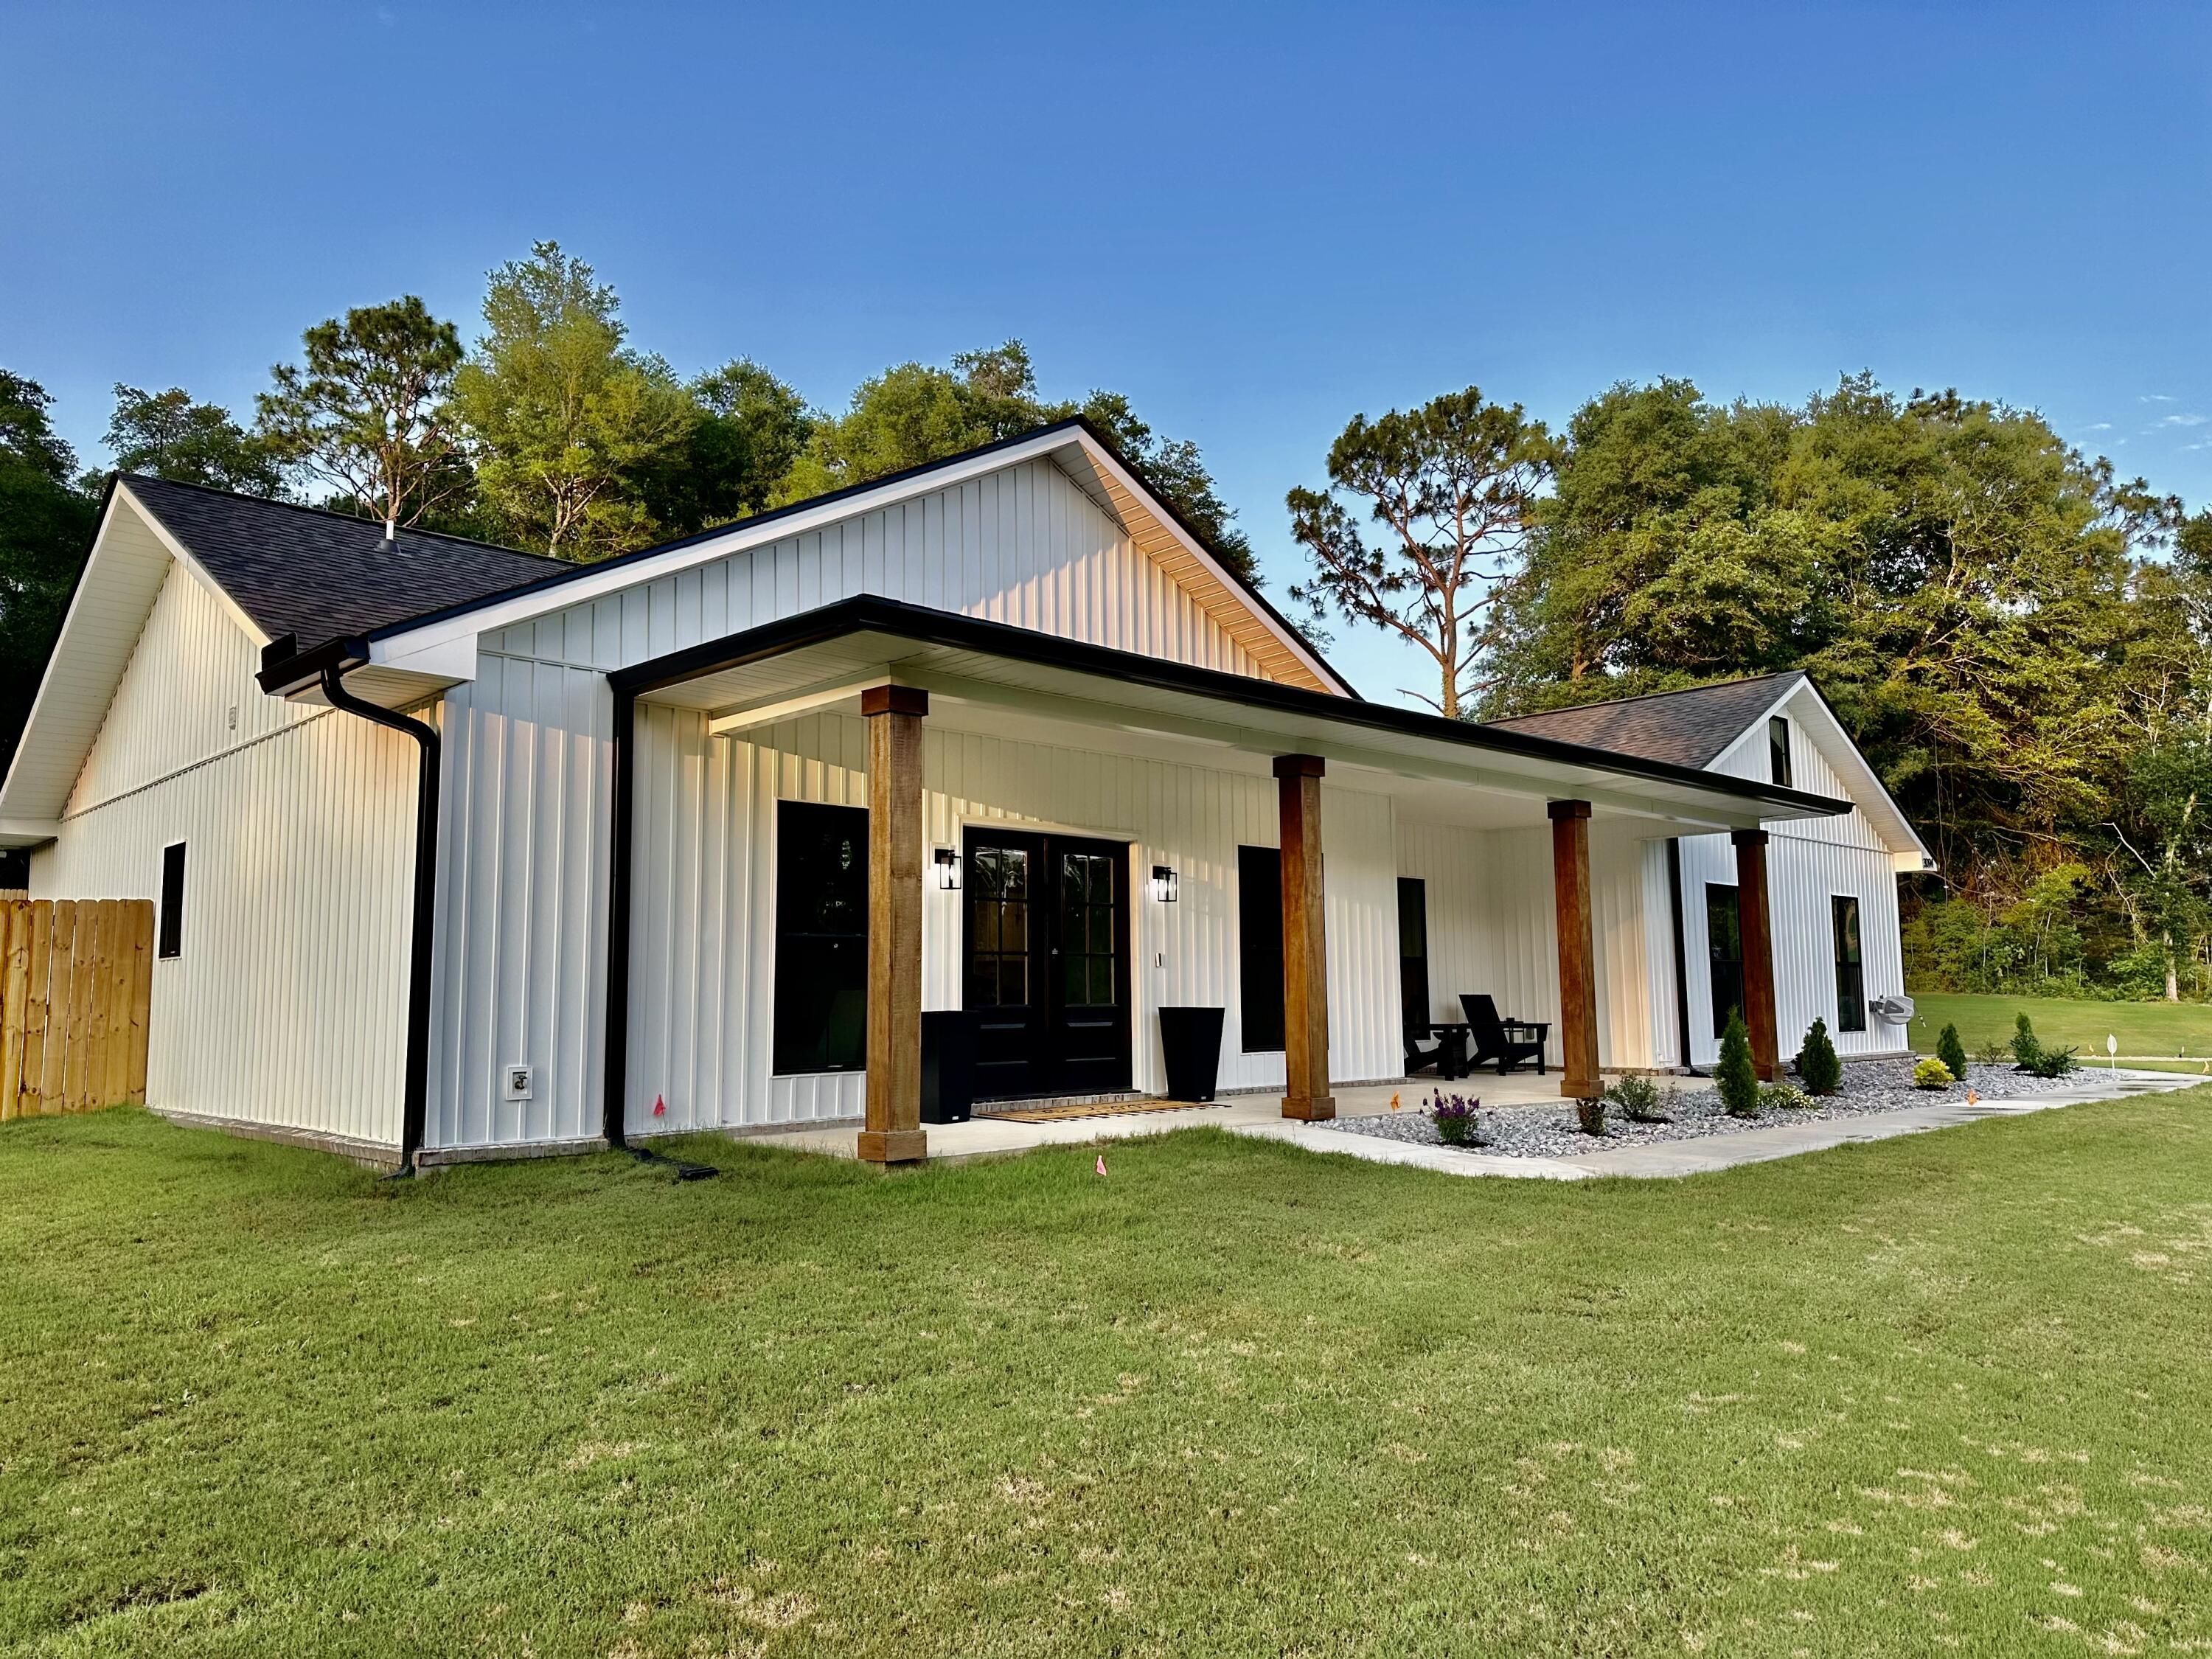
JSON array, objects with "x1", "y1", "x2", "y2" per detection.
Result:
[{"x1": 4, "y1": 1, "x2": 2208, "y2": 703}]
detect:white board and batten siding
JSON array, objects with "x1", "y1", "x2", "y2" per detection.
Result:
[
  {"x1": 29, "y1": 559, "x2": 417, "y2": 1145},
  {"x1": 427, "y1": 456, "x2": 1321, "y2": 1151},
  {"x1": 1399, "y1": 816, "x2": 1665, "y2": 1074},
  {"x1": 588, "y1": 712, "x2": 1405, "y2": 1145},
  {"x1": 1658, "y1": 698, "x2": 1910, "y2": 1067}
]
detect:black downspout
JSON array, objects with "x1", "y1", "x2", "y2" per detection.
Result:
[
  {"x1": 321, "y1": 661, "x2": 439, "y2": 1177},
  {"x1": 1666, "y1": 837, "x2": 1699, "y2": 1077},
  {"x1": 601, "y1": 686, "x2": 714, "y2": 1180}
]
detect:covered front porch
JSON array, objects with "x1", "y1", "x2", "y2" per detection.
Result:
[{"x1": 607, "y1": 597, "x2": 1846, "y2": 1163}]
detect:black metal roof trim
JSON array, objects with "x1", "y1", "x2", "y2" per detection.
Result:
[
  {"x1": 349, "y1": 415, "x2": 1357, "y2": 697},
  {"x1": 609, "y1": 594, "x2": 1849, "y2": 819}
]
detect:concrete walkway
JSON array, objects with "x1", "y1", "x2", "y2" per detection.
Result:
[{"x1": 739, "y1": 1068, "x2": 2198, "y2": 1180}]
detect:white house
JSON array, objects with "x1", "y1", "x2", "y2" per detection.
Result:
[{"x1": 0, "y1": 417, "x2": 1933, "y2": 1171}]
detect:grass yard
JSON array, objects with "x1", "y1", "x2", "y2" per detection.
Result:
[
  {"x1": 1906, "y1": 990, "x2": 2212, "y2": 1062},
  {"x1": 4, "y1": 1105, "x2": 2211, "y2": 1658}
]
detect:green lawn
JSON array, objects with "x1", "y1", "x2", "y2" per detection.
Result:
[
  {"x1": 1907, "y1": 990, "x2": 2212, "y2": 1060},
  {"x1": 4, "y1": 1106, "x2": 2211, "y2": 1658}
]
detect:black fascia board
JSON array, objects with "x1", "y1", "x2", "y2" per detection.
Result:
[
  {"x1": 350, "y1": 415, "x2": 1355, "y2": 696},
  {"x1": 608, "y1": 594, "x2": 1850, "y2": 820}
]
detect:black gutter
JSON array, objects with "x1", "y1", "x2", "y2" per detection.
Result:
[
  {"x1": 600, "y1": 684, "x2": 714, "y2": 1182},
  {"x1": 313, "y1": 650, "x2": 439, "y2": 1178},
  {"x1": 347, "y1": 415, "x2": 1357, "y2": 698},
  {"x1": 606, "y1": 594, "x2": 1853, "y2": 821}
]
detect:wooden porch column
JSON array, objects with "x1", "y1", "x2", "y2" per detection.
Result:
[
  {"x1": 1547, "y1": 800, "x2": 1602, "y2": 1101},
  {"x1": 860, "y1": 685, "x2": 928, "y2": 1164},
  {"x1": 1274, "y1": 754, "x2": 1334, "y2": 1122},
  {"x1": 1731, "y1": 828, "x2": 1780, "y2": 1082}
]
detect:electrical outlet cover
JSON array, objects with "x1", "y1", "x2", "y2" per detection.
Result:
[{"x1": 503, "y1": 1064, "x2": 532, "y2": 1102}]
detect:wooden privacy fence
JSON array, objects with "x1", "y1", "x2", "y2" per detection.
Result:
[{"x1": 0, "y1": 899, "x2": 153, "y2": 1121}]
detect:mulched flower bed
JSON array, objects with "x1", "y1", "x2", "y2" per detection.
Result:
[{"x1": 1330, "y1": 1059, "x2": 2096, "y2": 1160}]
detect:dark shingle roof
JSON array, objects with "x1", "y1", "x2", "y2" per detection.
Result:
[
  {"x1": 1481, "y1": 672, "x2": 1804, "y2": 768},
  {"x1": 122, "y1": 475, "x2": 564, "y2": 651}
]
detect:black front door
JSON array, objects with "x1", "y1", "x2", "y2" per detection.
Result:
[{"x1": 964, "y1": 830, "x2": 1131, "y2": 1100}]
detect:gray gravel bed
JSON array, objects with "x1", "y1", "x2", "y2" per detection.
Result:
[{"x1": 1332, "y1": 1060, "x2": 2094, "y2": 1160}]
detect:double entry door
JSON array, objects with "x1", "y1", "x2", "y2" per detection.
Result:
[{"x1": 963, "y1": 829, "x2": 1131, "y2": 1101}]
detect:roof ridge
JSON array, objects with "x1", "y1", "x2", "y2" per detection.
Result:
[
  {"x1": 119, "y1": 472, "x2": 566, "y2": 566},
  {"x1": 1485, "y1": 669, "x2": 1804, "y2": 724}
]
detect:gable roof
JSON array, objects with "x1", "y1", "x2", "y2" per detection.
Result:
[
  {"x1": 119, "y1": 475, "x2": 564, "y2": 653},
  {"x1": 1484, "y1": 671, "x2": 1934, "y2": 869},
  {"x1": 296, "y1": 415, "x2": 1352, "y2": 700},
  {"x1": 1483, "y1": 673, "x2": 1806, "y2": 769}
]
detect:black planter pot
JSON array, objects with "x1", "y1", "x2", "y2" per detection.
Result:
[
  {"x1": 921, "y1": 1009, "x2": 979, "y2": 1124},
  {"x1": 1158, "y1": 1006, "x2": 1226, "y2": 1103}
]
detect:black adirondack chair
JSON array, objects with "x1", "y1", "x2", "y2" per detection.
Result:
[{"x1": 1461, "y1": 993, "x2": 1548, "y2": 1076}]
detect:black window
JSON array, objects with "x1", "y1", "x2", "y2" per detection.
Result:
[
  {"x1": 1705, "y1": 881, "x2": 1742, "y2": 1039},
  {"x1": 1398, "y1": 877, "x2": 1430, "y2": 1032},
  {"x1": 1239, "y1": 844, "x2": 1284, "y2": 1052},
  {"x1": 1833, "y1": 895, "x2": 1865, "y2": 1033},
  {"x1": 771, "y1": 802, "x2": 868, "y2": 1075},
  {"x1": 157, "y1": 842, "x2": 186, "y2": 959},
  {"x1": 1769, "y1": 717, "x2": 1792, "y2": 788},
  {"x1": 1059, "y1": 851, "x2": 1118, "y2": 1008}
]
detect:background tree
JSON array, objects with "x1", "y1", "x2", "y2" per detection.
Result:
[
  {"x1": 1490, "y1": 372, "x2": 2197, "y2": 999},
  {"x1": 102, "y1": 383, "x2": 285, "y2": 495},
  {"x1": 1287, "y1": 388, "x2": 1554, "y2": 717},
  {"x1": 0, "y1": 371, "x2": 98, "y2": 773},
  {"x1": 639, "y1": 358, "x2": 815, "y2": 537},
  {"x1": 255, "y1": 296, "x2": 470, "y2": 537},
  {"x1": 455, "y1": 242, "x2": 695, "y2": 560}
]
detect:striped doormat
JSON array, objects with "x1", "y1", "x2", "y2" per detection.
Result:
[{"x1": 988, "y1": 1098, "x2": 1220, "y2": 1124}]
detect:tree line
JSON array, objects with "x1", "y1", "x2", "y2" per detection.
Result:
[
  {"x1": 4, "y1": 246, "x2": 2207, "y2": 1000},
  {"x1": 1287, "y1": 377, "x2": 2212, "y2": 1003}
]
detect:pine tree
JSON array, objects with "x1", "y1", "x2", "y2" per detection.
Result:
[
  {"x1": 1798, "y1": 1015, "x2": 1843, "y2": 1096},
  {"x1": 1936, "y1": 1021, "x2": 1969, "y2": 1082},
  {"x1": 1717, "y1": 1008, "x2": 1760, "y2": 1116}
]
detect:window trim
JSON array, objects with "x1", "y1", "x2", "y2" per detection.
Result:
[
  {"x1": 1832, "y1": 892, "x2": 1866, "y2": 1034},
  {"x1": 157, "y1": 841, "x2": 186, "y2": 961},
  {"x1": 769, "y1": 799, "x2": 870, "y2": 1078},
  {"x1": 1238, "y1": 844, "x2": 1284, "y2": 1054},
  {"x1": 1768, "y1": 715, "x2": 1792, "y2": 789}
]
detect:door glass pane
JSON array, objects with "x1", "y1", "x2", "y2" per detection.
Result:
[
  {"x1": 967, "y1": 845, "x2": 1032, "y2": 1009},
  {"x1": 1058, "y1": 852, "x2": 1116, "y2": 1009}
]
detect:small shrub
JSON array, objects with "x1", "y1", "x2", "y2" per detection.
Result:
[
  {"x1": 1604, "y1": 1074, "x2": 1670, "y2": 1123},
  {"x1": 1913, "y1": 1056, "x2": 1954, "y2": 1090},
  {"x1": 1935, "y1": 1021, "x2": 1970, "y2": 1082},
  {"x1": 1975, "y1": 1037, "x2": 2009, "y2": 1066},
  {"x1": 1761, "y1": 1082, "x2": 1812, "y2": 1110},
  {"x1": 1430, "y1": 1092, "x2": 1484, "y2": 1147},
  {"x1": 2010, "y1": 1012, "x2": 2043, "y2": 1070},
  {"x1": 2020, "y1": 1044, "x2": 2080, "y2": 1079},
  {"x1": 1797, "y1": 1017, "x2": 1842, "y2": 1096},
  {"x1": 1574, "y1": 1096, "x2": 1607, "y2": 1136},
  {"x1": 1716, "y1": 1009, "x2": 1760, "y2": 1117}
]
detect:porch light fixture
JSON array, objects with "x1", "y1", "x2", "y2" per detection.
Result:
[
  {"x1": 933, "y1": 847, "x2": 962, "y2": 890},
  {"x1": 1150, "y1": 864, "x2": 1179, "y2": 903}
]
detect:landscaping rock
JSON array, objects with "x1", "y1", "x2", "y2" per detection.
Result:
[{"x1": 1337, "y1": 1061, "x2": 2092, "y2": 1160}]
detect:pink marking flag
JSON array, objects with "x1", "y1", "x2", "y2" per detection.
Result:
[
  {"x1": 653, "y1": 1093, "x2": 667, "y2": 1116},
  {"x1": 1095, "y1": 1154, "x2": 1107, "y2": 1178}
]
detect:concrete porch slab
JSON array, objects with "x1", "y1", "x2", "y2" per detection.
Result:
[{"x1": 733, "y1": 1069, "x2": 2199, "y2": 1180}]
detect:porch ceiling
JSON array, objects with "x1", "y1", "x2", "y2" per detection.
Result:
[{"x1": 621, "y1": 597, "x2": 1850, "y2": 835}]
